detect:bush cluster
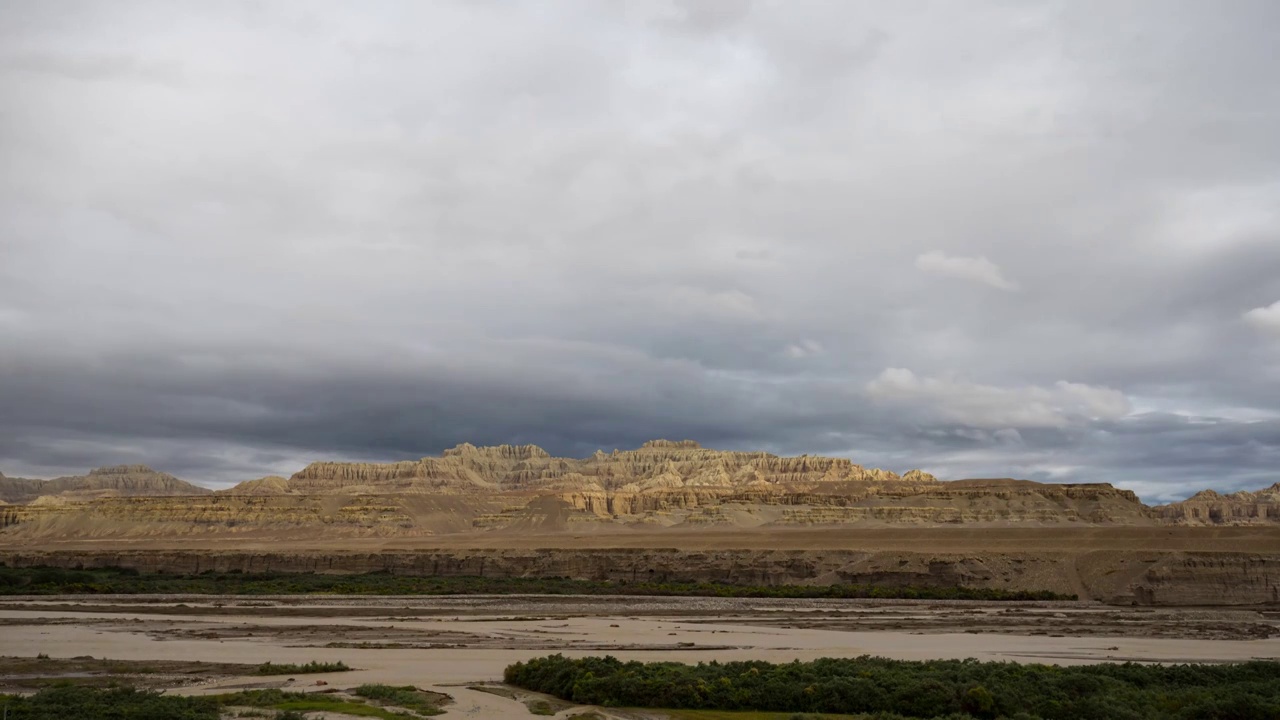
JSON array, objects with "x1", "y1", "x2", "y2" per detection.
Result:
[
  {"x1": 256, "y1": 660, "x2": 350, "y2": 675},
  {"x1": 503, "y1": 654, "x2": 1280, "y2": 719}
]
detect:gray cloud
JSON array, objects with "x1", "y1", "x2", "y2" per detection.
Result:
[
  {"x1": 1246, "y1": 301, "x2": 1280, "y2": 334},
  {"x1": 866, "y1": 369, "x2": 1129, "y2": 429},
  {"x1": 2, "y1": 0, "x2": 1279, "y2": 503},
  {"x1": 914, "y1": 252, "x2": 1019, "y2": 291}
]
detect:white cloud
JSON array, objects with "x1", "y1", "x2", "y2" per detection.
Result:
[
  {"x1": 866, "y1": 368, "x2": 1130, "y2": 429},
  {"x1": 914, "y1": 251, "x2": 1019, "y2": 291},
  {"x1": 993, "y1": 428, "x2": 1024, "y2": 444},
  {"x1": 1151, "y1": 182, "x2": 1280, "y2": 257},
  {"x1": 0, "y1": 306, "x2": 28, "y2": 329},
  {"x1": 1244, "y1": 301, "x2": 1280, "y2": 333},
  {"x1": 785, "y1": 339, "x2": 824, "y2": 359}
]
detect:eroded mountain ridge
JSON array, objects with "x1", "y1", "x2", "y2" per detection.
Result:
[
  {"x1": 286, "y1": 439, "x2": 935, "y2": 494},
  {"x1": 0, "y1": 440, "x2": 1274, "y2": 538},
  {"x1": 0, "y1": 465, "x2": 209, "y2": 504}
]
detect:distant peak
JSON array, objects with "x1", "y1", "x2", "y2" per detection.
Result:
[
  {"x1": 89, "y1": 464, "x2": 158, "y2": 476},
  {"x1": 442, "y1": 443, "x2": 549, "y2": 459},
  {"x1": 641, "y1": 439, "x2": 702, "y2": 450},
  {"x1": 1187, "y1": 489, "x2": 1223, "y2": 501}
]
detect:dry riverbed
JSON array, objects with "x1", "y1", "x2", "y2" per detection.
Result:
[{"x1": 2, "y1": 595, "x2": 1278, "y2": 718}]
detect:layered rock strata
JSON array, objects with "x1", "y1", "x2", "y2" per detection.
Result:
[
  {"x1": 2, "y1": 442, "x2": 1277, "y2": 536},
  {"x1": 284, "y1": 440, "x2": 929, "y2": 495},
  {"x1": 0, "y1": 479, "x2": 1157, "y2": 537},
  {"x1": 1155, "y1": 484, "x2": 1280, "y2": 525}
]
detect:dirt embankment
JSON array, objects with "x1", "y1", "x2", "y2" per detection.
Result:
[{"x1": 4, "y1": 543, "x2": 1279, "y2": 606}]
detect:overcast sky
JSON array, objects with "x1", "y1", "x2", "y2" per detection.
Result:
[{"x1": 2, "y1": 1, "x2": 1279, "y2": 502}]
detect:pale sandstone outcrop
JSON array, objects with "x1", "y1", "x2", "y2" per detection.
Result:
[
  {"x1": 6, "y1": 444, "x2": 1279, "y2": 544},
  {"x1": 0, "y1": 476, "x2": 44, "y2": 504},
  {"x1": 0, "y1": 476, "x2": 1156, "y2": 538},
  {"x1": 1154, "y1": 483, "x2": 1280, "y2": 525},
  {"x1": 0, "y1": 442, "x2": 1164, "y2": 536},
  {"x1": 0, "y1": 465, "x2": 209, "y2": 503},
  {"x1": 284, "y1": 440, "x2": 932, "y2": 503},
  {"x1": 216, "y1": 476, "x2": 292, "y2": 496}
]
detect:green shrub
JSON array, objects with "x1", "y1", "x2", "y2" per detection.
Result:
[{"x1": 504, "y1": 654, "x2": 1280, "y2": 719}]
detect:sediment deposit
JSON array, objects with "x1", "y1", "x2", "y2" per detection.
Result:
[
  {"x1": 5, "y1": 528, "x2": 1280, "y2": 606},
  {"x1": 5, "y1": 595, "x2": 1277, "y2": 717}
]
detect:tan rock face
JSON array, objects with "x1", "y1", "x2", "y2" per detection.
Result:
[
  {"x1": 214, "y1": 476, "x2": 291, "y2": 496},
  {"x1": 0, "y1": 448, "x2": 1157, "y2": 539},
  {"x1": 0, "y1": 475, "x2": 44, "y2": 504},
  {"x1": 10, "y1": 441, "x2": 1277, "y2": 540},
  {"x1": 1153, "y1": 483, "x2": 1280, "y2": 525},
  {"x1": 285, "y1": 439, "x2": 933, "y2": 495},
  {"x1": 266, "y1": 439, "x2": 949, "y2": 522},
  {"x1": 0, "y1": 465, "x2": 209, "y2": 503}
]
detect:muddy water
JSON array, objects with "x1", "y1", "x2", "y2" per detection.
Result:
[{"x1": 2, "y1": 597, "x2": 1278, "y2": 719}]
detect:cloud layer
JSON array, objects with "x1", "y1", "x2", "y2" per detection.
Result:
[
  {"x1": 867, "y1": 369, "x2": 1129, "y2": 429},
  {"x1": 915, "y1": 252, "x2": 1019, "y2": 291},
  {"x1": 2, "y1": 1, "x2": 1279, "y2": 502},
  {"x1": 1245, "y1": 301, "x2": 1280, "y2": 334}
]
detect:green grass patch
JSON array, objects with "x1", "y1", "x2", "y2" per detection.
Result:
[
  {"x1": 266, "y1": 699, "x2": 405, "y2": 717},
  {"x1": 0, "y1": 655, "x2": 335, "y2": 691},
  {"x1": 0, "y1": 566, "x2": 1073, "y2": 601},
  {"x1": 354, "y1": 684, "x2": 448, "y2": 716},
  {"x1": 0, "y1": 686, "x2": 219, "y2": 720},
  {"x1": 215, "y1": 689, "x2": 401, "y2": 719},
  {"x1": 0, "y1": 685, "x2": 446, "y2": 720},
  {"x1": 529, "y1": 699, "x2": 556, "y2": 715},
  {"x1": 214, "y1": 687, "x2": 446, "y2": 718}
]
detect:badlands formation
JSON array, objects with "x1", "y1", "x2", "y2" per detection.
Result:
[
  {"x1": 2, "y1": 440, "x2": 1279, "y2": 605},
  {"x1": 0, "y1": 464, "x2": 208, "y2": 504}
]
